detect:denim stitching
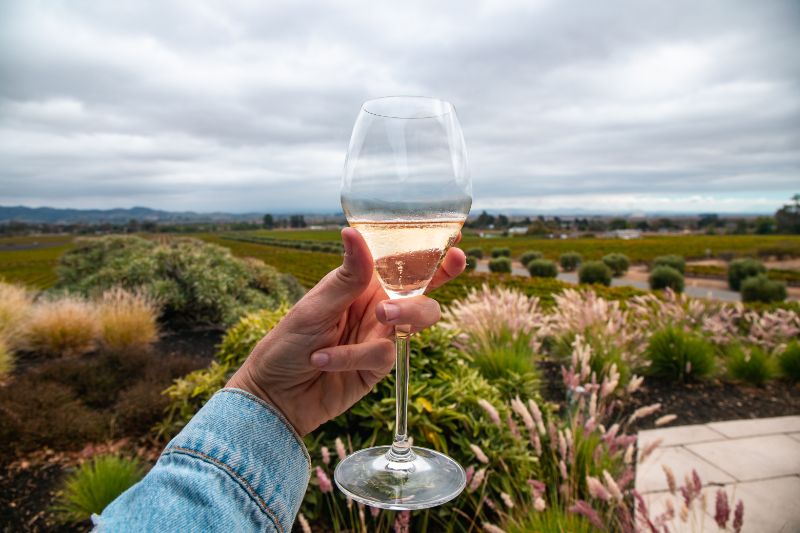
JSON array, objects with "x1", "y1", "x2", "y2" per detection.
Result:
[
  {"x1": 164, "y1": 446, "x2": 284, "y2": 533},
  {"x1": 220, "y1": 388, "x2": 312, "y2": 469}
]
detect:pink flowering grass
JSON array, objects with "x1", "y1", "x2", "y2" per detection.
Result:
[{"x1": 442, "y1": 284, "x2": 549, "y2": 379}]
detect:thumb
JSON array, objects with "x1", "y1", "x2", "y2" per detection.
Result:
[{"x1": 294, "y1": 227, "x2": 374, "y2": 319}]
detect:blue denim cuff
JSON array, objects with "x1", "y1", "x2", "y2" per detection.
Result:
[{"x1": 163, "y1": 388, "x2": 311, "y2": 531}]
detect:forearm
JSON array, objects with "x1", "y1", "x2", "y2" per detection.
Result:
[{"x1": 95, "y1": 389, "x2": 311, "y2": 532}]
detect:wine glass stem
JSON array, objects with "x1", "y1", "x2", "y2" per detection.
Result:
[{"x1": 390, "y1": 324, "x2": 412, "y2": 461}]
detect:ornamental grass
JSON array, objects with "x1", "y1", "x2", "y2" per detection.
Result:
[
  {"x1": 97, "y1": 287, "x2": 160, "y2": 353},
  {"x1": 0, "y1": 281, "x2": 33, "y2": 347},
  {"x1": 22, "y1": 296, "x2": 97, "y2": 358}
]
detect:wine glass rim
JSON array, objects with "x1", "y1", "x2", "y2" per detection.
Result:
[{"x1": 361, "y1": 95, "x2": 454, "y2": 119}]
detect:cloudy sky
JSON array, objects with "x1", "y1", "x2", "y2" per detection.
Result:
[{"x1": 1, "y1": 0, "x2": 798, "y2": 214}]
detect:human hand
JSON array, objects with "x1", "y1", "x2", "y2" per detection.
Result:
[{"x1": 227, "y1": 228, "x2": 466, "y2": 436}]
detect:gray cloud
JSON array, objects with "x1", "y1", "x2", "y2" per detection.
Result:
[{"x1": 1, "y1": 0, "x2": 798, "y2": 214}]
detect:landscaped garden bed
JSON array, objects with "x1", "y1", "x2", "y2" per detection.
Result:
[{"x1": 1, "y1": 234, "x2": 798, "y2": 531}]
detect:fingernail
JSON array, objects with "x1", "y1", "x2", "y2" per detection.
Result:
[
  {"x1": 310, "y1": 352, "x2": 330, "y2": 368},
  {"x1": 382, "y1": 302, "x2": 399, "y2": 321}
]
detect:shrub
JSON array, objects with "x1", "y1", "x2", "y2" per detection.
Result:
[
  {"x1": 242, "y1": 257, "x2": 288, "y2": 298},
  {"x1": 53, "y1": 455, "x2": 144, "y2": 523},
  {"x1": 466, "y1": 247, "x2": 483, "y2": 259},
  {"x1": 35, "y1": 352, "x2": 148, "y2": 408},
  {"x1": 280, "y1": 273, "x2": 306, "y2": 303},
  {"x1": 158, "y1": 361, "x2": 231, "y2": 437},
  {"x1": 653, "y1": 254, "x2": 686, "y2": 274},
  {"x1": 779, "y1": 341, "x2": 800, "y2": 382},
  {"x1": 578, "y1": 261, "x2": 612, "y2": 286},
  {"x1": 645, "y1": 326, "x2": 715, "y2": 382},
  {"x1": 464, "y1": 255, "x2": 477, "y2": 272},
  {"x1": 649, "y1": 266, "x2": 685, "y2": 293},
  {"x1": 97, "y1": 288, "x2": 160, "y2": 352},
  {"x1": 727, "y1": 258, "x2": 766, "y2": 290},
  {"x1": 559, "y1": 252, "x2": 582, "y2": 272},
  {"x1": 0, "y1": 336, "x2": 13, "y2": 382},
  {"x1": 491, "y1": 247, "x2": 511, "y2": 258},
  {"x1": 22, "y1": 297, "x2": 98, "y2": 358},
  {"x1": 159, "y1": 307, "x2": 289, "y2": 435},
  {"x1": 602, "y1": 253, "x2": 629, "y2": 277},
  {"x1": 115, "y1": 380, "x2": 170, "y2": 435},
  {"x1": 740, "y1": 274, "x2": 787, "y2": 303},
  {"x1": 216, "y1": 306, "x2": 289, "y2": 367},
  {"x1": 0, "y1": 281, "x2": 33, "y2": 343},
  {"x1": 527, "y1": 259, "x2": 558, "y2": 278},
  {"x1": 725, "y1": 345, "x2": 774, "y2": 387},
  {"x1": 142, "y1": 353, "x2": 205, "y2": 384},
  {"x1": 488, "y1": 257, "x2": 512, "y2": 273},
  {"x1": 56, "y1": 236, "x2": 301, "y2": 326},
  {"x1": 519, "y1": 251, "x2": 543, "y2": 266},
  {"x1": 0, "y1": 378, "x2": 109, "y2": 454}
]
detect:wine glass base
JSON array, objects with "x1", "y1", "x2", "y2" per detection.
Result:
[{"x1": 333, "y1": 445, "x2": 466, "y2": 510}]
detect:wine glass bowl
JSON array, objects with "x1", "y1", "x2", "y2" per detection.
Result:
[
  {"x1": 341, "y1": 96, "x2": 471, "y2": 299},
  {"x1": 335, "y1": 96, "x2": 472, "y2": 509}
]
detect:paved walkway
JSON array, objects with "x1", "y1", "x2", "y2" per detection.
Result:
[{"x1": 636, "y1": 416, "x2": 800, "y2": 532}]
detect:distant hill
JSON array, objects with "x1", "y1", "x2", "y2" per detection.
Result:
[{"x1": 0, "y1": 205, "x2": 262, "y2": 224}]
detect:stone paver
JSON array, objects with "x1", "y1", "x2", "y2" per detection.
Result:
[
  {"x1": 641, "y1": 478, "x2": 800, "y2": 533},
  {"x1": 637, "y1": 416, "x2": 800, "y2": 533},
  {"x1": 735, "y1": 477, "x2": 800, "y2": 533},
  {"x1": 687, "y1": 434, "x2": 800, "y2": 481},
  {"x1": 638, "y1": 423, "x2": 725, "y2": 448},
  {"x1": 706, "y1": 416, "x2": 800, "y2": 439},
  {"x1": 636, "y1": 446, "x2": 734, "y2": 493}
]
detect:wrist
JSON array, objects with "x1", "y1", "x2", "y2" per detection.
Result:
[{"x1": 226, "y1": 366, "x2": 287, "y2": 428}]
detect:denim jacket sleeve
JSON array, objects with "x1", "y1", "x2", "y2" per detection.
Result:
[{"x1": 94, "y1": 388, "x2": 311, "y2": 532}]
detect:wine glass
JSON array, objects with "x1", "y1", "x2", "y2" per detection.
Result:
[{"x1": 334, "y1": 96, "x2": 472, "y2": 510}]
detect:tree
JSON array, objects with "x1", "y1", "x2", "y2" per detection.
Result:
[
  {"x1": 697, "y1": 213, "x2": 718, "y2": 229},
  {"x1": 609, "y1": 218, "x2": 628, "y2": 230},
  {"x1": 263, "y1": 214, "x2": 274, "y2": 229},
  {"x1": 755, "y1": 217, "x2": 774, "y2": 235},
  {"x1": 656, "y1": 218, "x2": 677, "y2": 230},
  {"x1": 496, "y1": 214, "x2": 509, "y2": 228},
  {"x1": 588, "y1": 218, "x2": 608, "y2": 232},
  {"x1": 526, "y1": 220, "x2": 548, "y2": 235},
  {"x1": 468, "y1": 210, "x2": 495, "y2": 229},
  {"x1": 775, "y1": 194, "x2": 800, "y2": 234},
  {"x1": 289, "y1": 215, "x2": 306, "y2": 228}
]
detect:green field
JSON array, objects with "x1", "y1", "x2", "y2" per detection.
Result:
[
  {"x1": 0, "y1": 235, "x2": 75, "y2": 288},
  {"x1": 236, "y1": 229, "x2": 800, "y2": 263},
  {"x1": 196, "y1": 234, "x2": 341, "y2": 288}
]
